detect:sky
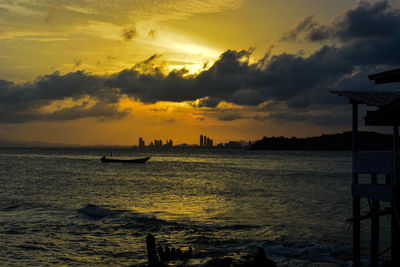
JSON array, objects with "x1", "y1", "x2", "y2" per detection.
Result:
[{"x1": 1, "y1": 0, "x2": 400, "y2": 146}]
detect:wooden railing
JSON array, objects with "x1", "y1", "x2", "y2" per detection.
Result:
[{"x1": 353, "y1": 152, "x2": 394, "y2": 174}]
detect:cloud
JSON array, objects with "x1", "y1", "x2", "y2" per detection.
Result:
[
  {"x1": 0, "y1": 0, "x2": 244, "y2": 45},
  {"x1": 283, "y1": 1, "x2": 400, "y2": 42},
  {"x1": 333, "y1": 0, "x2": 400, "y2": 41},
  {"x1": 0, "y1": 41, "x2": 396, "y2": 124},
  {"x1": 148, "y1": 29, "x2": 157, "y2": 39},
  {"x1": 121, "y1": 26, "x2": 136, "y2": 41},
  {"x1": 1, "y1": 0, "x2": 244, "y2": 27},
  {"x1": 163, "y1": 118, "x2": 176, "y2": 123},
  {"x1": 0, "y1": 101, "x2": 129, "y2": 123},
  {"x1": 217, "y1": 112, "x2": 244, "y2": 121},
  {"x1": 0, "y1": 71, "x2": 125, "y2": 123},
  {"x1": 190, "y1": 97, "x2": 221, "y2": 108},
  {"x1": 254, "y1": 110, "x2": 350, "y2": 126},
  {"x1": 74, "y1": 59, "x2": 82, "y2": 67},
  {"x1": 141, "y1": 53, "x2": 162, "y2": 65},
  {"x1": 281, "y1": 15, "x2": 318, "y2": 41},
  {"x1": 42, "y1": 102, "x2": 130, "y2": 121},
  {"x1": 1, "y1": 1, "x2": 400, "y2": 125}
]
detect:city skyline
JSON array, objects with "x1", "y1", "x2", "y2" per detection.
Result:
[{"x1": 134, "y1": 135, "x2": 249, "y2": 148}]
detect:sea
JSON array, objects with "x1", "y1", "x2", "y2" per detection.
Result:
[{"x1": 0, "y1": 148, "x2": 393, "y2": 266}]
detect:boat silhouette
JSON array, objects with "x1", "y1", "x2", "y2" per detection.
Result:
[{"x1": 101, "y1": 156, "x2": 151, "y2": 163}]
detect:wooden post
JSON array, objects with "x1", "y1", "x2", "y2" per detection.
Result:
[
  {"x1": 352, "y1": 102, "x2": 361, "y2": 267},
  {"x1": 392, "y1": 125, "x2": 400, "y2": 266},
  {"x1": 394, "y1": 126, "x2": 399, "y2": 185},
  {"x1": 386, "y1": 174, "x2": 392, "y2": 186},
  {"x1": 146, "y1": 234, "x2": 159, "y2": 267},
  {"x1": 371, "y1": 173, "x2": 379, "y2": 267}
]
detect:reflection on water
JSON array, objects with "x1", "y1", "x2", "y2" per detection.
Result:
[{"x1": 0, "y1": 148, "x2": 384, "y2": 265}]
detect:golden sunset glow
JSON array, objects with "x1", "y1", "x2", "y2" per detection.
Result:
[{"x1": 1, "y1": 0, "x2": 399, "y2": 146}]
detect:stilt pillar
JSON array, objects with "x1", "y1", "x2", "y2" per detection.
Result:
[
  {"x1": 392, "y1": 126, "x2": 400, "y2": 266},
  {"x1": 352, "y1": 102, "x2": 360, "y2": 267},
  {"x1": 371, "y1": 174, "x2": 379, "y2": 267}
]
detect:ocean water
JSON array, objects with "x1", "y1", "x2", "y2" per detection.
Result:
[{"x1": 0, "y1": 148, "x2": 391, "y2": 266}]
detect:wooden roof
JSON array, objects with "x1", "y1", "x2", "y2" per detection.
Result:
[
  {"x1": 368, "y1": 68, "x2": 400, "y2": 84},
  {"x1": 365, "y1": 97, "x2": 400, "y2": 126},
  {"x1": 332, "y1": 68, "x2": 400, "y2": 126},
  {"x1": 330, "y1": 90, "x2": 400, "y2": 107}
]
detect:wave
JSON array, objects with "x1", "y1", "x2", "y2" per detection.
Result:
[
  {"x1": 78, "y1": 204, "x2": 123, "y2": 218},
  {"x1": 76, "y1": 205, "x2": 352, "y2": 266},
  {"x1": 18, "y1": 244, "x2": 48, "y2": 251},
  {"x1": 77, "y1": 204, "x2": 171, "y2": 226},
  {"x1": 258, "y1": 240, "x2": 352, "y2": 266},
  {"x1": 215, "y1": 224, "x2": 261, "y2": 230},
  {"x1": 1, "y1": 205, "x2": 20, "y2": 211}
]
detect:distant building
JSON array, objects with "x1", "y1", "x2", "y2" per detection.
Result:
[
  {"x1": 216, "y1": 143, "x2": 224, "y2": 148},
  {"x1": 164, "y1": 139, "x2": 173, "y2": 148},
  {"x1": 226, "y1": 141, "x2": 242, "y2": 149},
  {"x1": 139, "y1": 137, "x2": 145, "y2": 148},
  {"x1": 200, "y1": 135, "x2": 214, "y2": 148},
  {"x1": 154, "y1": 139, "x2": 162, "y2": 148}
]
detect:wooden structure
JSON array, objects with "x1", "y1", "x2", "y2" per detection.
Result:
[{"x1": 332, "y1": 68, "x2": 400, "y2": 266}]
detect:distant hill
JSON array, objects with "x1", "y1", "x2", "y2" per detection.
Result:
[{"x1": 251, "y1": 131, "x2": 394, "y2": 150}]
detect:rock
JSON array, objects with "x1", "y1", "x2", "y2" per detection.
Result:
[
  {"x1": 204, "y1": 257, "x2": 233, "y2": 267},
  {"x1": 157, "y1": 246, "x2": 166, "y2": 262},
  {"x1": 170, "y1": 247, "x2": 176, "y2": 260},
  {"x1": 253, "y1": 247, "x2": 277, "y2": 267},
  {"x1": 165, "y1": 246, "x2": 171, "y2": 260}
]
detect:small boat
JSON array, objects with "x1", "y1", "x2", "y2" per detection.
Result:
[{"x1": 101, "y1": 156, "x2": 151, "y2": 163}]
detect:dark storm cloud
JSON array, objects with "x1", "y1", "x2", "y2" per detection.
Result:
[
  {"x1": 0, "y1": 45, "x2": 395, "y2": 123},
  {"x1": 281, "y1": 15, "x2": 318, "y2": 41},
  {"x1": 1, "y1": 1, "x2": 400, "y2": 125},
  {"x1": 0, "y1": 71, "x2": 125, "y2": 122},
  {"x1": 0, "y1": 102, "x2": 128, "y2": 123},
  {"x1": 307, "y1": 25, "x2": 332, "y2": 42},
  {"x1": 217, "y1": 112, "x2": 244, "y2": 121},
  {"x1": 283, "y1": 0, "x2": 400, "y2": 42},
  {"x1": 333, "y1": 0, "x2": 400, "y2": 41},
  {"x1": 255, "y1": 110, "x2": 351, "y2": 126},
  {"x1": 44, "y1": 102, "x2": 129, "y2": 121}
]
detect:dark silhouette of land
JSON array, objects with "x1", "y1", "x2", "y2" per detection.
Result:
[{"x1": 251, "y1": 131, "x2": 393, "y2": 150}]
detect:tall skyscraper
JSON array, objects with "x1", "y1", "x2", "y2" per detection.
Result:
[
  {"x1": 165, "y1": 139, "x2": 173, "y2": 148},
  {"x1": 200, "y1": 135, "x2": 203, "y2": 147},
  {"x1": 203, "y1": 135, "x2": 207, "y2": 148},
  {"x1": 139, "y1": 137, "x2": 145, "y2": 148}
]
